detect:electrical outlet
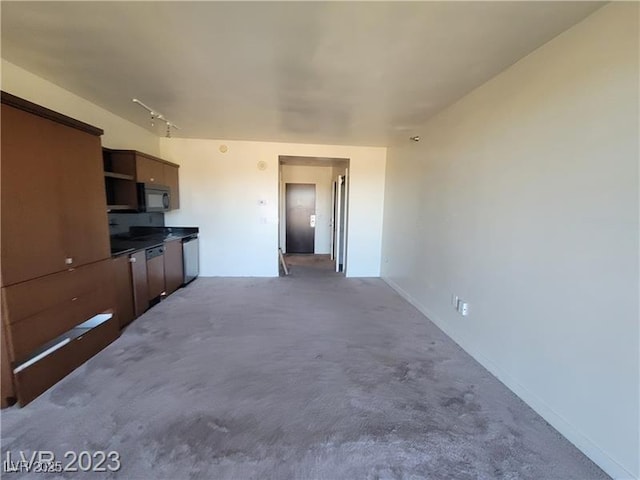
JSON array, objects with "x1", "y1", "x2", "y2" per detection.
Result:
[
  {"x1": 451, "y1": 294, "x2": 459, "y2": 307},
  {"x1": 460, "y1": 302, "x2": 469, "y2": 316}
]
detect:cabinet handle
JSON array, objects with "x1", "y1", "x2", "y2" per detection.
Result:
[
  {"x1": 150, "y1": 177, "x2": 155, "y2": 182},
  {"x1": 65, "y1": 257, "x2": 73, "y2": 265},
  {"x1": 71, "y1": 297, "x2": 78, "y2": 302},
  {"x1": 129, "y1": 257, "x2": 137, "y2": 263}
]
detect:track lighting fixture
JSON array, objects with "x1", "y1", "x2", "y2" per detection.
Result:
[{"x1": 132, "y1": 98, "x2": 179, "y2": 137}]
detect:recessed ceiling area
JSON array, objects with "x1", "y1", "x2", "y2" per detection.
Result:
[
  {"x1": 1, "y1": 1, "x2": 604, "y2": 146},
  {"x1": 280, "y1": 156, "x2": 349, "y2": 168}
]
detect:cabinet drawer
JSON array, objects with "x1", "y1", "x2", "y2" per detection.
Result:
[
  {"x1": 13, "y1": 314, "x2": 119, "y2": 406},
  {"x1": 8, "y1": 287, "x2": 115, "y2": 363},
  {"x1": 2, "y1": 259, "x2": 113, "y2": 325}
]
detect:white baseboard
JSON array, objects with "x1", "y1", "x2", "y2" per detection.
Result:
[{"x1": 382, "y1": 277, "x2": 638, "y2": 480}]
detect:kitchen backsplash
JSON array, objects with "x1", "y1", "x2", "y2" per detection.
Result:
[{"x1": 108, "y1": 212, "x2": 164, "y2": 236}]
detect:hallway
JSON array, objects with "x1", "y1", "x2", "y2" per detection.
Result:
[
  {"x1": 283, "y1": 254, "x2": 341, "y2": 278},
  {"x1": 1, "y1": 276, "x2": 607, "y2": 479}
]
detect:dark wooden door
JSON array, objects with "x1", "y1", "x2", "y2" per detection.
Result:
[
  {"x1": 55, "y1": 122, "x2": 110, "y2": 268},
  {"x1": 130, "y1": 251, "x2": 149, "y2": 317},
  {"x1": 0, "y1": 104, "x2": 66, "y2": 286},
  {"x1": 164, "y1": 239, "x2": 184, "y2": 295},
  {"x1": 163, "y1": 164, "x2": 180, "y2": 210},
  {"x1": 286, "y1": 184, "x2": 315, "y2": 254},
  {"x1": 147, "y1": 255, "x2": 165, "y2": 300},
  {"x1": 136, "y1": 155, "x2": 165, "y2": 184},
  {"x1": 112, "y1": 256, "x2": 134, "y2": 328}
]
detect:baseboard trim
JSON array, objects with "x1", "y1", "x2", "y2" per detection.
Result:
[{"x1": 382, "y1": 276, "x2": 637, "y2": 480}]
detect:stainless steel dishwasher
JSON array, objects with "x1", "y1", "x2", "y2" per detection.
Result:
[{"x1": 182, "y1": 234, "x2": 199, "y2": 285}]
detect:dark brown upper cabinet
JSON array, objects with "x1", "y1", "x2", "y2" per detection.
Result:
[
  {"x1": 136, "y1": 154, "x2": 165, "y2": 185},
  {"x1": 105, "y1": 150, "x2": 180, "y2": 210},
  {"x1": 1, "y1": 93, "x2": 110, "y2": 287},
  {"x1": 163, "y1": 163, "x2": 180, "y2": 210}
]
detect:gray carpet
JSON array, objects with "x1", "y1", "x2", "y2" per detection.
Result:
[{"x1": 1, "y1": 266, "x2": 609, "y2": 479}]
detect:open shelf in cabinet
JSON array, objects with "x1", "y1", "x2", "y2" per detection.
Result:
[{"x1": 104, "y1": 148, "x2": 138, "y2": 211}]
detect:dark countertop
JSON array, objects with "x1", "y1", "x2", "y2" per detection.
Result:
[{"x1": 110, "y1": 226, "x2": 199, "y2": 257}]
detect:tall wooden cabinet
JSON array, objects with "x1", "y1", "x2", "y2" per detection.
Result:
[
  {"x1": 1, "y1": 92, "x2": 119, "y2": 406},
  {"x1": 1, "y1": 97, "x2": 110, "y2": 286}
]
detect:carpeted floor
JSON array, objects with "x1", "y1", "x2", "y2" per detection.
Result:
[{"x1": 1, "y1": 262, "x2": 609, "y2": 479}]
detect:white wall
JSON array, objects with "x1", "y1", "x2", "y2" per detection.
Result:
[
  {"x1": 1, "y1": 59, "x2": 160, "y2": 155},
  {"x1": 280, "y1": 165, "x2": 334, "y2": 254},
  {"x1": 381, "y1": 4, "x2": 639, "y2": 479},
  {"x1": 162, "y1": 139, "x2": 386, "y2": 277}
]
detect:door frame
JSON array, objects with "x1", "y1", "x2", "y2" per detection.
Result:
[
  {"x1": 277, "y1": 157, "x2": 350, "y2": 274},
  {"x1": 331, "y1": 168, "x2": 349, "y2": 273}
]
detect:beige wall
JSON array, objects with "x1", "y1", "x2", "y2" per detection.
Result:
[
  {"x1": 1, "y1": 59, "x2": 160, "y2": 155},
  {"x1": 162, "y1": 138, "x2": 386, "y2": 277},
  {"x1": 381, "y1": 4, "x2": 639, "y2": 478}
]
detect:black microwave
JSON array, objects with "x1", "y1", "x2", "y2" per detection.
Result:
[{"x1": 137, "y1": 183, "x2": 171, "y2": 212}]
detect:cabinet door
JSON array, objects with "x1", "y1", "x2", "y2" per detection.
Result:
[
  {"x1": 112, "y1": 256, "x2": 135, "y2": 328},
  {"x1": 130, "y1": 251, "x2": 149, "y2": 317},
  {"x1": 163, "y1": 163, "x2": 180, "y2": 210},
  {"x1": 54, "y1": 122, "x2": 110, "y2": 267},
  {"x1": 164, "y1": 240, "x2": 184, "y2": 295},
  {"x1": 0, "y1": 104, "x2": 66, "y2": 286},
  {"x1": 147, "y1": 255, "x2": 165, "y2": 300},
  {"x1": 136, "y1": 155, "x2": 165, "y2": 185}
]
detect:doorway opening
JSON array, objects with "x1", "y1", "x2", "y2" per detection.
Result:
[{"x1": 278, "y1": 156, "x2": 350, "y2": 277}]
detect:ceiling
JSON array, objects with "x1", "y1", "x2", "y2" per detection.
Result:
[{"x1": 1, "y1": 1, "x2": 603, "y2": 147}]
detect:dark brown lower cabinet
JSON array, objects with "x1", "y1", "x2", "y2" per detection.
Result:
[
  {"x1": 112, "y1": 256, "x2": 135, "y2": 328},
  {"x1": 1, "y1": 259, "x2": 119, "y2": 406},
  {"x1": 130, "y1": 251, "x2": 149, "y2": 317},
  {"x1": 13, "y1": 315, "x2": 119, "y2": 406},
  {"x1": 164, "y1": 239, "x2": 184, "y2": 295},
  {"x1": 147, "y1": 254, "x2": 165, "y2": 300}
]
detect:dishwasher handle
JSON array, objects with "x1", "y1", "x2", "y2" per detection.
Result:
[{"x1": 146, "y1": 246, "x2": 164, "y2": 260}]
